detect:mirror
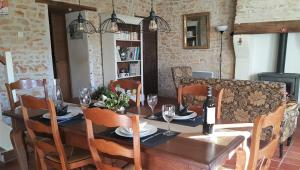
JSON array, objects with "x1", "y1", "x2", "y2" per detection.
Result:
[{"x1": 183, "y1": 12, "x2": 210, "y2": 49}]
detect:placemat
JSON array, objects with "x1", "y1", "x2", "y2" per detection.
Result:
[
  {"x1": 96, "y1": 128, "x2": 179, "y2": 148},
  {"x1": 32, "y1": 114, "x2": 84, "y2": 126},
  {"x1": 145, "y1": 112, "x2": 203, "y2": 127}
]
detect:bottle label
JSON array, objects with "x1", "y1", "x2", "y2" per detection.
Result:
[{"x1": 207, "y1": 107, "x2": 215, "y2": 124}]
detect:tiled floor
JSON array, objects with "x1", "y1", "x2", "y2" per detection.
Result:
[{"x1": 1, "y1": 118, "x2": 300, "y2": 170}]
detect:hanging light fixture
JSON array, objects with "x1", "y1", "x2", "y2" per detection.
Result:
[
  {"x1": 140, "y1": 0, "x2": 171, "y2": 32},
  {"x1": 99, "y1": 0, "x2": 126, "y2": 33},
  {"x1": 68, "y1": 0, "x2": 97, "y2": 34}
]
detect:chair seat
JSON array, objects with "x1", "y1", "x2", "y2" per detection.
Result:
[
  {"x1": 45, "y1": 146, "x2": 91, "y2": 164},
  {"x1": 123, "y1": 163, "x2": 135, "y2": 170}
]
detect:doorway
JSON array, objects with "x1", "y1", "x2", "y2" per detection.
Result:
[
  {"x1": 49, "y1": 9, "x2": 72, "y2": 101},
  {"x1": 142, "y1": 19, "x2": 158, "y2": 96}
]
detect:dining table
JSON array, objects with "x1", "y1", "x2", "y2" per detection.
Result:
[{"x1": 3, "y1": 98, "x2": 252, "y2": 170}]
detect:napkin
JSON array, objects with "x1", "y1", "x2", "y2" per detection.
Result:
[
  {"x1": 123, "y1": 121, "x2": 148, "y2": 134},
  {"x1": 177, "y1": 105, "x2": 193, "y2": 116}
]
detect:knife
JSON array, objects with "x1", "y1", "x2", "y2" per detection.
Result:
[{"x1": 141, "y1": 132, "x2": 162, "y2": 142}]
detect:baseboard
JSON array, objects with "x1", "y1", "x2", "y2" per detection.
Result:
[{"x1": 0, "y1": 147, "x2": 15, "y2": 163}]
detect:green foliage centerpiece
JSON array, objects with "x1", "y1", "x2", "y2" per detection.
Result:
[{"x1": 91, "y1": 85, "x2": 130, "y2": 114}]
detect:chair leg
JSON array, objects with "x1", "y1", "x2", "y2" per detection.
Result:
[
  {"x1": 279, "y1": 143, "x2": 284, "y2": 158},
  {"x1": 287, "y1": 136, "x2": 293, "y2": 146}
]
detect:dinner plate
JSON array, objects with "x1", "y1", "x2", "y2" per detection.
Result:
[
  {"x1": 174, "y1": 111, "x2": 197, "y2": 120},
  {"x1": 42, "y1": 112, "x2": 79, "y2": 120},
  {"x1": 115, "y1": 124, "x2": 157, "y2": 138}
]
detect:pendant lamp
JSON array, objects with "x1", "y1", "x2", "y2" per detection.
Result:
[
  {"x1": 68, "y1": 0, "x2": 97, "y2": 34},
  {"x1": 140, "y1": 0, "x2": 171, "y2": 32},
  {"x1": 99, "y1": 0, "x2": 126, "y2": 33}
]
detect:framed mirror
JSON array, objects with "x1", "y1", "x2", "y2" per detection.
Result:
[{"x1": 183, "y1": 12, "x2": 210, "y2": 49}]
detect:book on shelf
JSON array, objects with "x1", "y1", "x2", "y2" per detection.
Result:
[
  {"x1": 127, "y1": 47, "x2": 140, "y2": 60},
  {"x1": 116, "y1": 31, "x2": 139, "y2": 41},
  {"x1": 129, "y1": 62, "x2": 140, "y2": 76},
  {"x1": 116, "y1": 46, "x2": 121, "y2": 61}
]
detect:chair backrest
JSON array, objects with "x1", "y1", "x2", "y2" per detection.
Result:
[
  {"x1": 171, "y1": 66, "x2": 192, "y2": 89},
  {"x1": 6, "y1": 79, "x2": 48, "y2": 111},
  {"x1": 83, "y1": 108, "x2": 142, "y2": 170},
  {"x1": 247, "y1": 105, "x2": 285, "y2": 170},
  {"x1": 177, "y1": 84, "x2": 223, "y2": 118},
  {"x1": 20, "y1": 95, "x2": 68, "y2": 170},
  {"x1": 110, "y1": 80, "x2": 142, "y2": 108}
]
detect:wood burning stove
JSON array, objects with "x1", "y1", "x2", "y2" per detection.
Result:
[{"x1": 257, "y1": 33, "x2": 300, "y2": 102}]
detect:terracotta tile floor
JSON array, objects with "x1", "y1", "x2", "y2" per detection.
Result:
[
  {"x1": 1, "y1": 118, "x2": 300, "y2": 170},
  {"x1": 224, "y1": 117, "x2": 300, "y2": 169}
]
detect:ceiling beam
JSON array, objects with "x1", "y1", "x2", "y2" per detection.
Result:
[
  {"x1": 234, "y1": 20, "x2": 300, "y2": 34},
  {"x1": 35, "y1": 0, "x2": 97, "y2": 12}
]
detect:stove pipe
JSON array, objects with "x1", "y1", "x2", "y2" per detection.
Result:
[{"x1": 276, "y1": 33, "x2": 288, "y2": 73}]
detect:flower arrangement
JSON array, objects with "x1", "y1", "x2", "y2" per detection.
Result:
[{"x1": 91, "y1": 85, "x2": 130, "y2": 113}]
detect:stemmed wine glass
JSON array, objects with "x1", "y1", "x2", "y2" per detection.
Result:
[
  {"x1": 79, "y1": 88, "x2": 91, "y2": 108},
  {"x1": 162, "y1": 104, "x2": 176, "y2": 136},
  {"x1": 147, "y1": 94, "x2": 158, "y2": 120},
  {"x1": 51, "y1": 79, "x2": 64, "y2": 108}
]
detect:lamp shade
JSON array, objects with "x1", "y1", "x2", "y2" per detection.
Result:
[{"x1": 216, "y1": 25, "x2": 228, "y2": 32}]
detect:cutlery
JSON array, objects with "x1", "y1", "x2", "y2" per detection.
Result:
[{"x1": 141, "y1": 132, "x2": 162, "y2": 142}]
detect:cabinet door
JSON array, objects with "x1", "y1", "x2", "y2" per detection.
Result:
[{"x1": 143, "y1": 20, "x2": 158, "y2": 96}]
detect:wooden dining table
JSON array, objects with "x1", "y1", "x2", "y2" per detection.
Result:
[{"x1": 3, "y1": 100, "x2": 251, "y2": 170}]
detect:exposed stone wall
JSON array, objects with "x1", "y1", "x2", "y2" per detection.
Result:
[
  {"x1": 0, "y1": 0, "x2": 151, "y2": 110},
  {"x1": 0, "y1": 0, "x2": 53, "y2": 110},
  {"x1": 156, "y1": 0, "x2": 236, "y2": 97},
  {"x1": 235, "y1": 0, "x2": 300, "y2": 24}
]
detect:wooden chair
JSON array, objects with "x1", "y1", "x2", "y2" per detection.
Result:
[
  {"x1": 110, "y1": 80, "x2": 142, "y2": 108},
  {"x1": 177, "y1": 84, "x2": 223, "y2": 118},
  {"x1": 221, "y1": 105, "x2": 285, "y2": 170},
  {"x1": 20, "y1": 95, "x2": 93, "y2": 170},
  {"x1": 83, "y1": 107, "x2": 142, "y2": 170},
  {"x1": 5, "y1": 79, "x2": 48, "y2": 111},
  {"x1": 247, "y1": 105, "x2": 285, "y2": 169}
]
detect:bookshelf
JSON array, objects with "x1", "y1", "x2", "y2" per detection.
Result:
[{"x1": 101, "y1": 14, "x2": 144, "y2": 101}]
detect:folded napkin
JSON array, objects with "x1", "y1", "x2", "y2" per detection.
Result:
[
  {"x1": 176, "y1": 105, "x2": 193, "y2": 116},
  {"x1": 122, "y1": 121, "x2": 148, "y2": 134}
]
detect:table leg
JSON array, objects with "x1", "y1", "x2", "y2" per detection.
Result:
[{"x1": 10, "y1": 124, "x2": 28, "y2": 170}]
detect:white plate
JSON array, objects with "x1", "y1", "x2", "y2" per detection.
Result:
[
  {"x1": 120, "y1": 122, "x2": 148, "y2": 134},
  {"x1": 115, "y1": 124, "x2": 157, "y2": 138},
  {"x1": 42, "y1": 111, "x2": 79, "y2": 120},
  {"x1": 174, "y1": 111, "x2": 197, "y2": 120}
]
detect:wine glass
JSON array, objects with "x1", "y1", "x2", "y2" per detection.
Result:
[
  {"x1": 162, "y1": 104, "x2": 176, "y2": 136},
  {"x1": 79, "y1": 88, "x2": 91, "y2": 108},
  {"x1": 52, "y1": 79, "x2": 64, "y2": 108},
  {"x1": 147, "y1": 94, "x2": 158, "y2": 119}
]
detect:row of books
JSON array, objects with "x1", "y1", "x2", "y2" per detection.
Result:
[
  {"x1": 127, "y1": 47, "x2": 140, "y2": 60},
  {"x1": 116, "y1": 31, "x2": 139, "y2": 41},
  {"x1": 116, "y1": 46, "x2": 140, "y2": 61},
  {"x1": 117, "y1": 63, "x2": 141, "y2": 77}
]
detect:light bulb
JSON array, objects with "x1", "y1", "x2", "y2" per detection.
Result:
[
  {"x1": 77, "y1": 22, "x2": 84, "y2": 32},
  {"x1": 149, "y1": 19, "x2": 158, "y2": 32},
  {"x1": 110, "y1": 21, "x2": 118, "y2": 32}
]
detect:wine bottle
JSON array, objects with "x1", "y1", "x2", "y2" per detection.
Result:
[{"x1": 203, "y1": 86, "x2": 216, "y2": 135}]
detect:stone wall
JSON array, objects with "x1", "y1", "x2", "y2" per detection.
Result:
[
  {"x1": 156, "y1": 0, "x2": 236, "y2": 97},
  {"x1": 0, "y1": 0, "x2": 151, "y2": 110},
  {"x1": 235, "y1": 0, "x2": 300, "y2": 24}
]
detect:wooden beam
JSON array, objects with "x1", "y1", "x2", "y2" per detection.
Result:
[
  {"x1": 35, "y1": 0, "x2": 97, "y2": 12},
  {"x1": 234, "y1": 20, "x2": 300, "y2": 34},
  {"x1": 0, "y1": 56, "x2": 6, "y2": 65}
]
